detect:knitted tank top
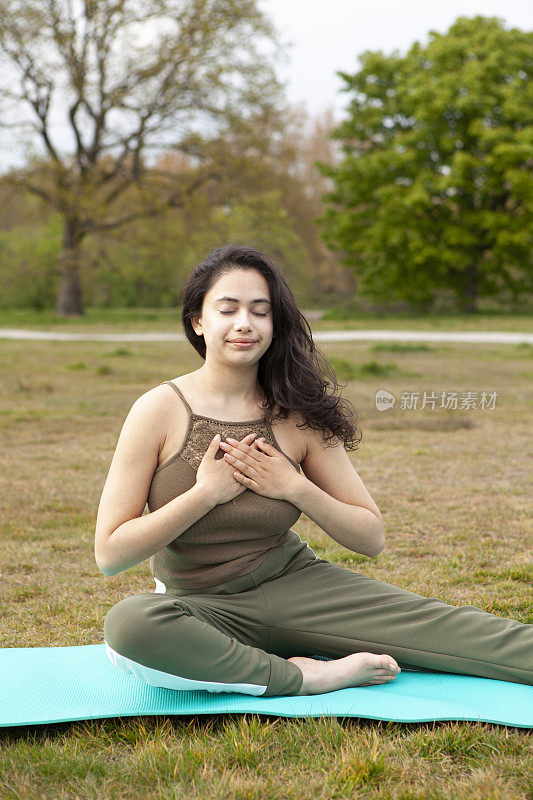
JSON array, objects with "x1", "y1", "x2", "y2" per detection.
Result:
[{"x1": 147, "y1": 381, "x2": 302, "y2": 591}]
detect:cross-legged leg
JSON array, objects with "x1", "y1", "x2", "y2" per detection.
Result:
[
  {"x1": 260, "y1": 559, "x2": 533, "y2": 687},
  {"x1": 103, "y1": 590, "x2": 303, "y2": 697}
]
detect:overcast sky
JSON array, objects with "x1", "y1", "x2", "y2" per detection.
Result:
[
  {"x1": 259, "y1": 0, "x2": 532, "y2": 120},
  {"x1": 0, "y1": 0, "x2": 531, "y2": 170}
]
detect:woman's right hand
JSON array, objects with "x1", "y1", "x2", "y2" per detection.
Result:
[{"x1": 196, "y1": 432, "x2": 258, "y2": 505}]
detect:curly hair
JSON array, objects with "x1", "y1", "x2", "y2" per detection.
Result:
[{"x1": 180, "y1": 243, "x2": 362, "y2": 451}]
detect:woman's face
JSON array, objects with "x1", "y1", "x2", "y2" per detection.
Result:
[{"x1": 193, "y1": 269, "x2": 274, "y2": 362}]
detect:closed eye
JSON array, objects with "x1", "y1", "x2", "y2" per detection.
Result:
[{"x1": 219, "y1": 311, "x2": 268, "y2": 316}]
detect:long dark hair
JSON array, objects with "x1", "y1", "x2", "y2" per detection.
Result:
[{"x1": 180, "y1": 243, "x2": 362, "y2": 451}]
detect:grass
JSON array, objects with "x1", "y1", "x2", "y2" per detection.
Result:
[
  {"x1": 0, "y1": 328, "x2": 532, "y2": 799},
  {"x1": 1, "y1": 305, "x2": 533, "y2": 332}
]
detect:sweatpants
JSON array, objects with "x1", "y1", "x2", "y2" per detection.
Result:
[{"x1": 103, "y1": 531, "x2": 533, "y2": 697}]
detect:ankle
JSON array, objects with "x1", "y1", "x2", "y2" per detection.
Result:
[{"x1": 288, "y1": 656, "x2": 322, "y2": 696}]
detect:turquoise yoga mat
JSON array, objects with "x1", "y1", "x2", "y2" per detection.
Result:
[{"x1": 0, "y1": 644, "x2": 531, "y2": 728}]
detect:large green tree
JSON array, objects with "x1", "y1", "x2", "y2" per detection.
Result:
[
  {"x1": 317, "y1": 16, "x2": 533, "y2": 312},
  {"x1": 0, "y1": 0, "x2": 286, "y2": 315}
]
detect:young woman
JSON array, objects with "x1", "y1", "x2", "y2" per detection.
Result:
[{"x1": 96, "y1": 244, "x2": 532, "y2": 697}]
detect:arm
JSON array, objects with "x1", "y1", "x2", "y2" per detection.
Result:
[
  {"x1": 97, "y1": 484, "x2": 217, "y2": 577},
  {"x1": 286, "y1": 428, "x2": 385, "y2": 558},
  {"x1": 94, "y1": 391, "x2": 217, "y2": 577}
]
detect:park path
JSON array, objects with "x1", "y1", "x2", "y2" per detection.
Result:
[{"x1": 0, "y1": 328, "x2": 531, "y2": 344}]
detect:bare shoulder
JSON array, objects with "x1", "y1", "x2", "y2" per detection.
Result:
[
  {"x1": 284, "y1": 410, "x2": 341, "y2": 456},
  {"x1": 126, "y1": 383, "x2": 175, "y2": 445},
  {"x1": 270, "y1": 407, "x2": 309, "y2": 463},
  {"x1": 134, "y1": 383, "x2": 171, "y2": 418},
  {"x1": 137, "y1": 381, "x2": 174, "y2": 408}
]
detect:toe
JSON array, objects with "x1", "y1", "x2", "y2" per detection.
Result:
[{"x1": 379, "y1": 655, "x2": 400, "y2": 671}]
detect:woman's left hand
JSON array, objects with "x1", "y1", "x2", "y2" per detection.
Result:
[{"x1": 219, "y1": 436, "x2": 300, "y2": 502}]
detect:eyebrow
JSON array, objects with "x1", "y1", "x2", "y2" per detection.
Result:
[{"x1": 214, "y1": 296, "x2": 271, "y2": 305}]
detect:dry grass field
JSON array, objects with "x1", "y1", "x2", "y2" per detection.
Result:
[{"x1": 0, "y1": 326, "x2": 531, "y2": 799}]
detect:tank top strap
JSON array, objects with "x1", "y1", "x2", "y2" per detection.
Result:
[{"x1": 162, "y1": 381, "x2": 193, "y2": 420}]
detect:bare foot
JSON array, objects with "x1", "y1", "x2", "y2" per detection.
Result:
[{"x1": 287, "y1": 652, "x2": 401, "y2": 695}]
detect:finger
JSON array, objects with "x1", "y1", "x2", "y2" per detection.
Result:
[
  {"x1": 224, "y1": 434, "x2": 253, "y2": 449},
  {"x1": 233, "y1": 471, "x2": 258, "y2": 489},
  {"x1": 226, "y1": 434, "x2": 259, "y2": 454},
  {"x1": 229, "y1": 433, "x2": 257, "y2": 444},
  {"x1": 224, "y1": 450, "x2": 258, "y2": 475},
  {"x1": 226, "y1": 453, "x2": 256, "y2": 474},
  {"x1": 254, "y1": 437, "x2": 276, "y2": 453},
  {"x1": 223, "y1": 436, "x2": 263, "y2": 468}
]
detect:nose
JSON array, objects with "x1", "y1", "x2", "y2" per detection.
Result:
[{"x1": 233, "y1": 310, "x2": 254, "y2": 330}]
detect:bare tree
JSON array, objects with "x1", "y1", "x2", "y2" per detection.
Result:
[
  {"x1": 0, "y1": 0, "x2": 288, "y2": 314},
  {"x1": 267, "y1": 101, "x2": 353, "y2": 299}
]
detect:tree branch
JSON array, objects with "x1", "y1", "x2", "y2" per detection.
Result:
[
  {"x1": 82, "y1": 168, "x2": 218, "y2": 233},
  {"x1": 3, "y1": 173, "x2": 56, "y2": 206}
]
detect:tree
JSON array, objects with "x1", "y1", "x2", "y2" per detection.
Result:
[
  {"x1": 274, "y1": 102, "x2": 354, "y2": 300},
  {"x1": 316, "y1": 16, "x2": 533, "y2": 312},
  {"x1": 0, "y1": 0, "x2": 288, "y2": 315}
]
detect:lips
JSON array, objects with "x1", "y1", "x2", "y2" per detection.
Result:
[{"x1": 229, "y1": 340, "x2": 257, "y2": 344}]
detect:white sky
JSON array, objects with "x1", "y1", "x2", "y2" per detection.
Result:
[
  {"x1": 259, "y1": 0, "x2": 532, "y2": 121},
  {"x1": 0, "y1": 0, "x2": 531, "y2": 171}
]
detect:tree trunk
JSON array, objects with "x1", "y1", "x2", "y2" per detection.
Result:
[
  {"x1": 55, "y1": 218, "x2": 84, "y2": 316},
  {"x1": 460, "y1": 261, "x2": 479, "y2": 313}
]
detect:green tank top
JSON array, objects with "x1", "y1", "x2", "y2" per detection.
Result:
[{"x1": 147, "y1": 381, "x2": 302, "y2": 592}]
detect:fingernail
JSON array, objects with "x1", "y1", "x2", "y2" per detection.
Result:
[{"x1": 214, "y1": 434, "x2": 220, "y2": 441}]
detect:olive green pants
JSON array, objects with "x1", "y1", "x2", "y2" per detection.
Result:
[{"x1": 104, "y1": 532, "x2": 533, "y2": 697}]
